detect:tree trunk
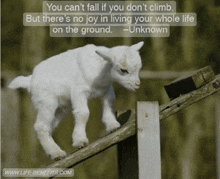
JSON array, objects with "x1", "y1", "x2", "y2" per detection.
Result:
[
  {"x1": 19, "y1": 0, "x2": 46, "y2": 167},
  {"x1": 181, "y1": 0, "x2": 195, "y2": 64}
]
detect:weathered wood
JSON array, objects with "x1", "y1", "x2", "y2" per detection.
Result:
[
  {"x1": 137, "y1": 102, "x2": 161, "y2": 179},
  {"x1": 46, "y1": 110, "x2": 136, "y2": 167},
  {"x1": 35, "y1": 74, "x2": 220, "y2": 179},
  {"x1": 160, "y1": 74, "x2": 220, "y2": 121},
  {"x1": 164, "y1": 66, "x2": 215, "y2": 100}
]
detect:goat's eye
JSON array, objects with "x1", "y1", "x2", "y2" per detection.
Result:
[{"x1": 120, "y1": 68, "x2": 129, "y2": 74}]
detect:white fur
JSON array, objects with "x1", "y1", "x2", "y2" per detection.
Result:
[
  {"x1": 8, "y1": 75, "x2": 32, "y2": 92},
  {"x1": 8, "y1": 42, "x2": 144, "y2": 160}
]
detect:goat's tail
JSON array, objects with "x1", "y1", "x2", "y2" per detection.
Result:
[{"x1": 8, "y1": 75, "x2": 32, "y2": 92}]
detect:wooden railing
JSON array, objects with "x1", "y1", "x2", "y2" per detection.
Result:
[{"x1": 32, "y1": 66, "x2": 220, "y2": 179}]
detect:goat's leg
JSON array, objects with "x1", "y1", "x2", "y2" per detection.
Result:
[
  {"x1": 34, "y1": 102, "x2": 66, "y2": 160},
  {"x1": 102, "y1": 86, "x2": 120, "y2": 132},
  {"x1": 72, "y1": 95, "x2": 90, "y2": 148}
]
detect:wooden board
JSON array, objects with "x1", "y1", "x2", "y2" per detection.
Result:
[
  {"x1": 137, "y1": 102, "x2": 161, "y2": 179},
  {"x1": 164, "y1": 66, "x2": 215, "y2": 100}
]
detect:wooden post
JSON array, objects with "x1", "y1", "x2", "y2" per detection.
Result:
[
  {"x1": 118, "y1": 102, "x2": 161, "y2": 179},
  {"x1": 137, "y1": 102, "x2": 161, "y2": 179},
  {"x1": 216, "y1": 98, "x2": 220, "y2": 179}
]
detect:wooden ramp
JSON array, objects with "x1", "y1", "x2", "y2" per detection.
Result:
[{"x1": 29, "y1": 66, "x2": 220, "y2": 179}]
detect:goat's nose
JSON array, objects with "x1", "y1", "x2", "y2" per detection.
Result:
[{"x1": 135, "y1": 80, "x2": 141, "y2": 86}]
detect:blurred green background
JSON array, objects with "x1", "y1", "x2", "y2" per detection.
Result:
[{"x1": 1, "y1": 0, "x2": 220, "y2": 178}]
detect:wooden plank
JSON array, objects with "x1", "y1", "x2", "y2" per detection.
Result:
[
  {"x1": 137, "y1": 102, "x2": 161, "y2": 179},
  {"x1": 34, "y1": 74, "x2": 220, "y2": 179},
  {"x1": 160, "y1": 74, "x2": 220, "y2": 121},
  {"x1": 47, "y1": 110, "x2": 136, "y2": 166},
  {"x1": 216, "y1": 98, "x2": 220, "y2": 179},
  {"x1": 164, "y1": 66, "x2": 215, "y2": 100},
  {"x1": 201, "y1": 66, "x2": 215, "y2": 83}
]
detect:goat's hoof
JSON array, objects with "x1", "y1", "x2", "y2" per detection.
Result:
[
  {"x1": 106, "y1": 121, "x2": 121, "y2": 132},
  {"x1": 49, "y1": 150, "x2": 67, "y2": 161},
  {"x1": 72, "y1": 138, "x2": 89, "y2": 149}
]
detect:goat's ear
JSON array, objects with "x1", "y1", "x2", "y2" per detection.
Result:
[
  {"x1": 130, "y1": 41, "x2": 144, "y2": 51},
  {"x1": 95, "y1": 50, "x2": 114, "y2": 62}
]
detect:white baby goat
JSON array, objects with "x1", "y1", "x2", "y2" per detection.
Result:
[{"x1": 8, "y1": 41, "x2": 144, "y2": 160}]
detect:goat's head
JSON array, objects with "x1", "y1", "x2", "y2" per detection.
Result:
[{"x1": 96, "y1": 41, "x2": 144, "y2": 91}]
